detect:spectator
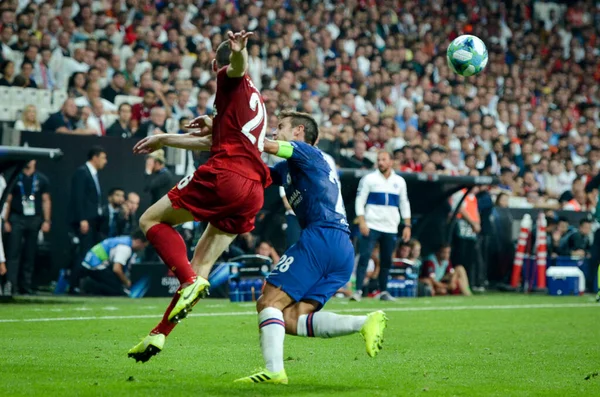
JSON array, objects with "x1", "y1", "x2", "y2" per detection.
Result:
[
  {"x1": 136, "y1": 106, "x2": 167, "y2": 138},
  {"x1": 101, "y1": 71, "x2": 127, "y2": 104},
  {"x1": 339, "y1": 140, "x2": 374, "y2": 169},
  {"x1": 353, "y1": 151, "x2": 411, "y2": 301},
  {"x1": 16, "y1": 60, "x2": 37, "y2": 88},
  {"x1": 14, "y1": 104, "x2": 41, "y2": 132},
  {"x1": 80, "y1": 230, "x2": 148, "y2": 296},
  {"x1": 255, "y1": 241, "x2": 280, "y2": 265},
  {"x1": 172, "y1": 89, "x2": 193, "y2": 121},
  {"x1": 119, "y1": 192, "x2": 140, "y2": 236},
  {"x1": 100, "y1": 187, "x2": 126, "y2": 239},
  {"x1": 68, "y1": 146, "x2": 107, "y2": 294},
  {"x1": 33, "y1": 47, "x2": 56, "y2": 90},
  {"x1": 0, "y1": 60, "x2": 15, "y2": 86},
  {"x1": 131, "y1": 89, "x2": 158, "y2": 130},
  {"x1": 4, "y1": 160, "x2": 51, "y2": 295},
  {"x1": 67, "y1": 72, "x2": 87, "y2": 98},
  {"x1": 74, "y1": 81, "x2": 118, "y2": 112},
  {"x1": 144, "y1": 150, "x2": 174, "y2": 205},
  {"x1": 86, "y1": 98, "x2": 110, "y2": 136},
  {"x1": 561, "y1": 218, "x2": 592, "y2": 257},
  {"x1": 420, "y1": 244, "x2": 472, "y2": 296},
  {"x1": 190, "y1": 89, "x2": 213, "y2": 118},
  {"x1": 106, "y1": 103, "x2": 134, "y2": 138},
  {"x1": 42, "y1": 98, "x2": 95, "y2": 135}
]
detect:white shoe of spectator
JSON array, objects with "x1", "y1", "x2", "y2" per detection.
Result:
[
  {"x1": 379, "y1": 291, "x2": 396, "y2": 301},
  {"x1": 350, "y1": 291, "x2": 362, "y2": 302}
]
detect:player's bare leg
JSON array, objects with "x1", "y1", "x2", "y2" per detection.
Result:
[
  {"x1": 453, "y1": 265, "x2": 472, "y2": 296},
  {"x1": 190, "y1": 223, "x2": 237, "y2": 279}
]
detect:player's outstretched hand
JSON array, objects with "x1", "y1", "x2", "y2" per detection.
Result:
[
  {"x1": 133, "y1": 135, "x2": 163, "y2": 155},
  {"x1": 185, "y1": 115, "x2": 212, "y2": 130},
  {"x1": 227, "y1": 30, "x2": 253, "y2": 52}
]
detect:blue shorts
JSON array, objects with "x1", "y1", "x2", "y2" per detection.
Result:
[{"x1": 267, "y1": 226, "x2": 354, "y2": 308}]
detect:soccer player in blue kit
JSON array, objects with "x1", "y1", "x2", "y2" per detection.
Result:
[{"x1": 235, "y1": 111, "x2": 388, "y2": 384}]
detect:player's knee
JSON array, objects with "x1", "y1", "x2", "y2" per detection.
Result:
[
  {"x1": 139, "y1": 210, "x2": 158, "y2": 234},
  {"x1": 256, "y1": 293, "x2": 286, "y2": 313},
  {"x1": 282, "y1": 307, "x2": 300, "y2": 335}
]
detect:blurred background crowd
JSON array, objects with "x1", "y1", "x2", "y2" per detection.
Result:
[{"x1": 0, "y1": 0, "x2": 599, "y2": 297}]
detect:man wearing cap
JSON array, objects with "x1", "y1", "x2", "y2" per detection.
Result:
[{"x1": 145, "y1": 149, "x2": 175, "y2": 205}]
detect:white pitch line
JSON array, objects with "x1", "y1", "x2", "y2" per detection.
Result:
[{"x1": 0, "y1": 302, "x2": 596, "y2": 324}]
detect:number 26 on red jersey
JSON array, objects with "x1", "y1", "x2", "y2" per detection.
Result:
[{"x1": 241, "y1": 91, "x2": 268, "y2": 152}]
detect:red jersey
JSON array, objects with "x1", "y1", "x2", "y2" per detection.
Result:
[
  {"x1": 206, "y1": 67, "x2": 271, "y2": 187},
  {"x1": 131, "y1": 103, "x2": 156, "y2": 124}
]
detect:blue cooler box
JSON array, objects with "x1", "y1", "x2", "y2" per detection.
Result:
[{"x1": 546, "y1": 267, "x2": 583, "y2": 296}]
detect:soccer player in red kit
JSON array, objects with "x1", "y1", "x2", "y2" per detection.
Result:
[{"x1": 127, "y1": 30, "x2": 271, "y2": 362}]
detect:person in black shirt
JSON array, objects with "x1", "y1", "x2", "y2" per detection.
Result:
[
  {"x1": 562, "y1": 218, "x2": 592, "y2": 257},
  {"x1": 106, "y1": 103, "x2": 133, "y2": 138},
  {"x1": 0, "y1": 60, "x2": 15, "y2": 86},
  {"x1": 144, "y1": 149, "x2": 175, "y2": 205},
  {"x1": 3, "y1": 160, "x2": 51, "y2": 295},
  {"x1": 15, "y1": 60, "x2": 37, "y2": 88},
  {"x1": 339, "y1": 140, "x2": 374, "y2": 169},
  {"x1": 101, "y1": 71, "x2": 126, "y2": 104}
]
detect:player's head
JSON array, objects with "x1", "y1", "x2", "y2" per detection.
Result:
[
  {"x1": 275, "y1": 110, "x2": 319, "y2": 145},
  {"x1": 212, "y1": 41, "x2": 232, "y2": 72},
  {"x1": 376, "y1": 150, "x2": 393, "y2": 174},
  {"x1": 131, "y1": 229, "x2": 148, "y2": 251}
]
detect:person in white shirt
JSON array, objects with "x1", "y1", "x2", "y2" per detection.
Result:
[
  {"x1": 86, "y1": 98, "x2": 110, "y2": 136},
  {"x1": 353, "y1": 151, "x2": 411, "y2": 301}
]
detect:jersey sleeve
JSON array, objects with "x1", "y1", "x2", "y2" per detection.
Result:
[
  {"x1": 288, "y1": 141, "x2": 314, "y2": 166},
  {"x1": 217, "y1": 66, "x2": 244, "y2": 92},
  {"x1": 111, "y1": 245, "x2": 133, "y2": 266},
  {"x1": 269, "y1": 161, "x2": 288, "y2": 186}
]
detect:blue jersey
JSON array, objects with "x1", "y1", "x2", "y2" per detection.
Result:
[{"x1": 270, "y1": 141, "x2": 349, "y2": 233}]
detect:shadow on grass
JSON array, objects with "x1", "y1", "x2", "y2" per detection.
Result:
[
  {"x1": 0, "y1": 296, "x2": 85, "y2": 305},
  {"x1": 190, "y1": 383, "x2": 376, "y2": 397}
]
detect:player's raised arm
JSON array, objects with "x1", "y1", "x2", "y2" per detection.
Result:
[
  {"x1": 226, "y1": 30, "x2": 253, "y2": 78},
  {"x1": 133, "y1": 133, "x2": 212, "y2": 154}
]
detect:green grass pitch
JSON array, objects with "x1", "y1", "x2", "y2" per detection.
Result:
[{"x1": 1, "y1": 294, "x2": 599, "y2": 397}]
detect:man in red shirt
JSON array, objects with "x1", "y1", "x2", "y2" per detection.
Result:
[
  {"x1": 128, "y1": 31, "x2": 271, "y2": 362},
  {"x1": 131, "y1": 89, "x2": 158, "y2": 130}
]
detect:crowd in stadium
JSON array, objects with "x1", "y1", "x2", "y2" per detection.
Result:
[{"x1": 0, "y1": 0, "x2": 599, "y2": 296}]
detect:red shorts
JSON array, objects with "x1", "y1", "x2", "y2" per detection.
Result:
[{"x1": 167, "y1": 166, "x2": 264, "y2": 235}]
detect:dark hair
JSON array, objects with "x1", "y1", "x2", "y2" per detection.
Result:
[
  {"x1": 144, "y1": 88, "x2": 156, "y2": 96},
  {"x1": 87, "y1": 146, "x2": 106, "y2": 161},
  {"x1": 1, "y1": 60, "x2": 13, "y2": 74},
  {"x1": 131, "y1": 229, "x2": 147, "y2": 243},
  {"x1": 108, "y1": 187, "x2": 124, "y2": 196},
  {"x1": 20, "y1": 60, "x2": 33, "y2": 70},
  {"x1": 279, "y1": 110, "x2": 319, "y2": 145},
  {"x1": 558, "y1": 216, "x2": 569, "y2": 223},
  {"x1": 118, "y1": 103, "x2": 132, "y2": 112},
  {"x1": 215, "y1": 40, "x2": 232, "y2": 68},
  {"x1": 580, "y1": 218, "x2": 591, "y2": 226},
  {"x1": 438, "y1": 243, "x2": 451, "y2": 252}
]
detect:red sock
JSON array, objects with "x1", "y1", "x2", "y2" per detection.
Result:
[
  {"x1": 151, "y1": 288, "x2": 180, "y2": 336},
  {"x1": 146, "y1": 223, "x2": 196, "y2": 284}
]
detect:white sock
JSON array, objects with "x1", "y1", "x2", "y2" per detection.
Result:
[
  {"x1": 297, "y1": 312, "x2": 367, "y2": 338},
  {"x1": 258, "y1": 307, "x2": 285, "y2": 373}
]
